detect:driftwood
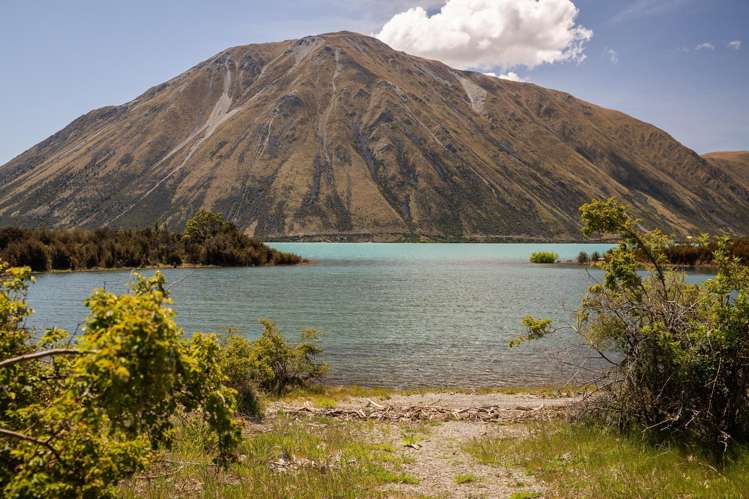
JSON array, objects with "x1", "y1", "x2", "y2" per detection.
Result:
[{"x1": 270, "y1": 403, "x2": 568, "y2": 423}]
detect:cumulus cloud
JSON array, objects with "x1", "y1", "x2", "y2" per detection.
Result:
[
  {"x1": 695, "y1": 42, "x2": 715, "y2": 51},
  {"x1": 607, "y1": 48, "x2": 619, "y2": 64},
  {"x1": 483, "y1": 71, "x2": 527, "y2": 82},
  {"x1": 374, "y1": 0, "x2": 593, "y2": 71},
  {"x1": 728, "y1": 40, "x2": 742, "y2": 50}
]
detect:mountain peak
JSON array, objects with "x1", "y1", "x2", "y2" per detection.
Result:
[{"x1": 1, "y1": 33, "x2": 748, "y2": 239}]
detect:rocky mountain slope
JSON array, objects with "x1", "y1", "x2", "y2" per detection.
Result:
[
  {"x1": 1, "y1": 31, "x2": 747, "y2": 240},
  {"x1": 704, "y1": 151, "x2": 749, "y2": 188}
]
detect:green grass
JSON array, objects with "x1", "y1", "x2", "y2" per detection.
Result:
[
  {"x1": 453, "y1": 473, "x2": 478, "y2": 484},
  {"x1": 509, "y1": 493, "x2": 542, "y2": 499},
  {"x1": 119, "y1": 416, "x2": 418, "y2": 498},
  {"x1": 529, "y1": 251, "x2": 559, "y2": 264},
  {"x1": 465, "y1": 422, "x2": 749, "y2": 498}
]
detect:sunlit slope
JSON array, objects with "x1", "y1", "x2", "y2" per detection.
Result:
[{"x1": 2, "y1": 32, "x2": 748, "y2": 239}]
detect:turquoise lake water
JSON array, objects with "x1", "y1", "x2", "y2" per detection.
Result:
[{"x1": 25, "y1": 243, "x2": 711, "y2": 387}]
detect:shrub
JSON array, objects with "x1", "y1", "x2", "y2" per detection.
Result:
[
  {"x1": 529, "y1": 251, "x2": 558, "y2": 264},
  {"x1": 590, "y1": 250, "x2": 601, "y2": 262},
  {"x1": 0, "y1": 265, "x2": 241, "y2": 497},
  {"x1": 577, "y1": 251, "x2": 590, "y2": 264},
  {"x1": 513, "y1": 198, "x2": 749, "y2": 459},
  {"x1": 664, "y1": 238, "x2": 749, "y2": 266},
  {"x1": 220, "y1": 322, "x2": 327, "y2": 406},
  {"x1": 221, "y1": 330, "x2": 263, "y2": 419},
  {"x1": 244, "y1": 320, "x2": 327, "y2": 396}
]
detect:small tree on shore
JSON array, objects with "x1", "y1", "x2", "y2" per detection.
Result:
[
  {"x1": 512, "y1": 198, "x2": 749, "y2": 459},
  {"x1": 222, "y1": 321, "x2": 327, "y2": 398},
  {"x1": 577, "y1": 251, "x2": 590, "y2": 264}
]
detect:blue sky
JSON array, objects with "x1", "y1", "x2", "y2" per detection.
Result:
[{"x1": 0, "y1": 0, "x2": 747, "y2": 164}]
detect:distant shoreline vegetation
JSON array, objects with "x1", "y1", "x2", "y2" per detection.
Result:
[
  {"x1": 0, "y1": 211, "x2": 302, "y2": 272},
  {"x1": 571, "y1": 237, "x2": 749, "y2": 267}
]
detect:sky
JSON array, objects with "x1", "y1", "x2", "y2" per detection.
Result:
[{"x1": 0, "y1": 0, "x2": 747, "y2": 165}]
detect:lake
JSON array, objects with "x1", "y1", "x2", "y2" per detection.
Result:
[{"x1": 24, "y1": 243, "x2": 712, "y2": 388}]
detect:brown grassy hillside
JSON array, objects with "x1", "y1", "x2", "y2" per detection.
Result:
[
  {"x1": 704, "y1": 151, "x2": 749, "y2": 187},
  {"x1": 1, "y1": 31, "x2": 747, "y2": 240}
]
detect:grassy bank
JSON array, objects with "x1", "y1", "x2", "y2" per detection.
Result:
[
  {"x1": 466, "y1": 422, "x2": 749, "y2": 498},
  {"x1": 119, "y1": 415, "x2": 421, "y2": 498}
]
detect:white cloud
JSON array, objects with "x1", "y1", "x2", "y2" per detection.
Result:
[
  {"x1": 695, "y1": 42, "x2": 715, "y2": 51},
  {"x1": 374, "y1": 0, "x2": 593, "y2": 71},
  {"x1": 607, "y1": 48, "x2": 619, "y2": 64},
  {"x1": 484, "y1": 71, "x2": 527, "y2": 82},
  {"x1": 728, "y1": 40, "x2": 742, "y2": 50}
]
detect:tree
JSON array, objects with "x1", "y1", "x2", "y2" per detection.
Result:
[
  {"x1": 183, "y1": 210, "x2": 232, "y2": 245},
  {"x1": 0, "y1": 265, "x2": 241, "y2": 497},
  {"x1": 512, "y1": 198, "x2": 749, "y2": 458}
]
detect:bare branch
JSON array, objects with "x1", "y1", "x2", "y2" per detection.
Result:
[
  {"x1": 0, "y1": 348, "x2": 91, "y2": 369},
  {"x1": 0, "y1": 428, "x2": 61, "y2": 460}
]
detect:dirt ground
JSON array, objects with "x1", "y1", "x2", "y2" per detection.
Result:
[{"x1": 270, "y1": 391, "x2": 579, "y2": 498}]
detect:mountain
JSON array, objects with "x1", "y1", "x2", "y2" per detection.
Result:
[
  {"x1": 1, "y1": 31, "x2": 748, "y2": 240},
  {"x1": 704, "y1": 151, "x2": 749, "y2": 187}
]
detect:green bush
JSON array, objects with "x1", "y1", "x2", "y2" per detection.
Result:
[
  {"x1": 223, "y1": 321, "x2": 327, "y2": 397},
  {"x1": 0, "y1": 264, "x2": 241, "y2": 497},
  {"x1": 529, "y1": 251, "x2": 558, "y2": 264},
  {"x1": 513, "y1": 198, "x2": 749, "y2": 459},
  {"x1": 221, "y1": 330, "x2": 263, "y2": 419},
  {"x1": 577, "y1": 251, "x2": 590, "y2": 264}
]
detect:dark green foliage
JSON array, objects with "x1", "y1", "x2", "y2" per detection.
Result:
[
  {"x1": 0, "y1": 213, "x2": 301, "y2": 271},
  {"x1": 577, "y1": 251, "x2": 590, "y2": 264},
  {"x1": 181, "y1": 211, "x2": 301, "y2": 267},
  {"x1": 233, "y1": 378, "x2": 263, "y2": 419},
  {"x1": 663, "y1": 237, "x2": 749, "y2": 266},
  {"x1": 183, "y1": 210, "x2": 233, "y2": 245},
  {"x1": 513, "y1": 198, "x2": 749, "y2": 459},
  {"x1": 220, "y1": 329, "x2": 263, "y2": 419}
]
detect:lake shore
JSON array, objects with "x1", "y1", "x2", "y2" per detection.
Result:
[{"x1": 120, "y1": 385, "x2": 749, "y2": 498}]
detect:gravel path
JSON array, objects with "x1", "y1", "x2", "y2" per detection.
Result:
[
  {"x1": 272, "y1": 391, "x2": 577, "y2": 498},
  {"x1": 384, "y1": 421, "x2": 543, "y2": 498}
]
